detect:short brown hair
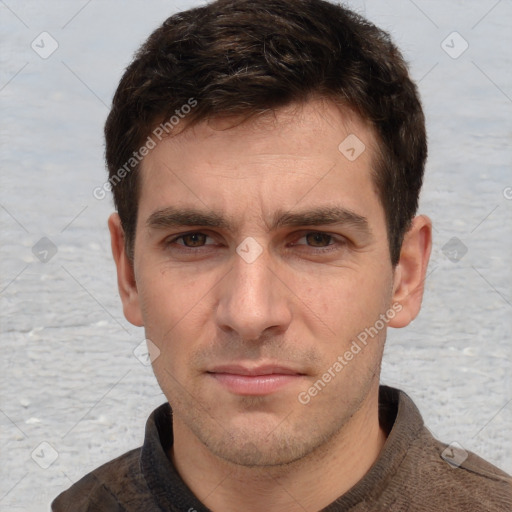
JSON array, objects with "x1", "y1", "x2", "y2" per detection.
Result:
[{"x1": 104, "y1": 0, "x2": 426, "y2": 265}]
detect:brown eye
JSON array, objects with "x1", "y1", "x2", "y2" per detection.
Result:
[
  {"x1": 305, "y1": 232, "x2": 333, "y2": 247},
  {"x1": 178, "y1": 233, "x2": 208, "y2": 247}
]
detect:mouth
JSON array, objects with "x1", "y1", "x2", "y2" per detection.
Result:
[{"x1": 207, "y1": 364, "x2": 306, "y2": 396}]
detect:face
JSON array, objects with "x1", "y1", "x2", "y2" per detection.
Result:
[{"x1": 111, "y1": 98, "x2": 425, "y2": 467}]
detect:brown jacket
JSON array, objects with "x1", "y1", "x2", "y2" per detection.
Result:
[{"x1": 52, "y1": 386, "x2": 512, "y2": 511}]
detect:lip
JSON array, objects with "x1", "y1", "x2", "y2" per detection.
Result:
[{"x1": 207, "y1": 364, "x2": 305, "y2": 395}]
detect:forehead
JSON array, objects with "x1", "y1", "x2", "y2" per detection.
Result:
[{"x1": 137, "y1": 98, "x2": 384, "y2": 229}]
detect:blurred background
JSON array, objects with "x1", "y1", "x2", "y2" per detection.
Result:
[{"x1": 1, "y1": 0, "x2": 511, "y2": 510}]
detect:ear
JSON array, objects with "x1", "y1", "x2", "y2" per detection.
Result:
[
  {"x1": 388, "y1": 215, "x2": 432, "y2": 328},
  {"x1": 108, "y1": 213, "x2": 144, "y2": 327}
]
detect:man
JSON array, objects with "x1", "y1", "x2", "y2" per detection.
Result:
[{"x1": 52, "y1": 0, "x2": 511, "y2": 510}]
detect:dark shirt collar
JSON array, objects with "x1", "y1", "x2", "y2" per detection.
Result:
[{"x1": 140, "y1": 385, "x2": 423, "y2": 511}]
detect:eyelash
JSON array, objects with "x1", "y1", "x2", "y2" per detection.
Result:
[
  {"x1": 290, "y1": 232, "x2": 341, "y2": 252},
  {"x1": 167, "y1": 232, "x2": 216, "y2": 249},
  {"x1": 165, "y1": 231, "x2": 346, "y2": 253}
]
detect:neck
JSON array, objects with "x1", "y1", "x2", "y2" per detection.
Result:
[{"x1": 170, "y1": 385, "x2": 386, "y2": 512}]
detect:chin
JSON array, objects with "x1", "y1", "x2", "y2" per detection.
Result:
[{"x1": 206, "y1": 434, "x2": 311, "y2": 468}]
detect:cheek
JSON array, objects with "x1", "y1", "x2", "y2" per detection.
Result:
[
  {"x1": 137, "y1": 269, "x2": 185, "y2": 348},
  {"x1": 138, "y1": 265, "x2": 201, "y2": 321},
  {"x1": 300, "y1": 265, "x2": 392, "y2": 336},
  {"x1": 137, "y1": 268, "x2": 213, "y2": 366}
]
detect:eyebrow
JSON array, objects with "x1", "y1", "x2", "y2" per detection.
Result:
[
  {"x1": 147, "y1": 208, "x2": 230, "y2": 230},
  {"x1": 146, "y1": 206, "x2": 373, "y2": 238},
  {"x1": 269, "y1": 206, "x2": 371, "y2": 235}
]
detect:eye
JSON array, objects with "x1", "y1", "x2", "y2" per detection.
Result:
[
  {"x1": 167, "y1": 232, "x2": 214, "y2": 248},
  {"x1": 302, "y1": 232, "x2": 334, "y2": 247},
  {"x1": 293, "y1": 232, "x2": 337, "y2": 248},
  {"x1": 287, "y1": 231, "x2": 349, "y2": 257}
]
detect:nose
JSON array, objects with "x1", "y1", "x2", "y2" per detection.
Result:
[{"x1": 215, "y1": 247, "x2": 293, "y2": 342}]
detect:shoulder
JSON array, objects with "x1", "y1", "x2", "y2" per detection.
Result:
[
  {"x1": 51, "y1": 447, "x2": 152, "y2": 512},
  {"x1": 375, "y1": 387, "x2": 512, "y2": 511},
  {"x1": 52, "y1": 402, "x2": 175, "y2": 511},
  {"x1": 402, "y1": 425, "x2": 512, "y2": 511}
]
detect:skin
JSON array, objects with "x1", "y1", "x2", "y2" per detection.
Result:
[{"x1": 109, "y1": 98, "x2": 432, "y2": 512}]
